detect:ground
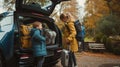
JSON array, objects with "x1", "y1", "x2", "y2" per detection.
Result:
[
  {"x1": 7, "y1": 51, "x2": 120, "y2": 67},
  {"x1": 55, "y1": 52, "x2": 120, "y2": 67}
]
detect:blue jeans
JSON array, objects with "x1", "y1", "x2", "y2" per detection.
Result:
[
  {"x1": 81, "y1": 37, "x2": 85, "y2": 51},
  {"x1": 78, "y1": 37, "x2": 85, "y2": 52},
  {"x1": 68, "y1": 52, "x2": 77, "y2": 67},
  {"x1": 34, "y1": 56, "x2": 45, "y2": 67}
]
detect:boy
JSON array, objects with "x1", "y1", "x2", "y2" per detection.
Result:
[{"x1": 31, "y1": 21, "x2": 47, "y2": 67}]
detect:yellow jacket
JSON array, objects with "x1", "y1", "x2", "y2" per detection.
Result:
[{"x1": 63, "y1": 20, "x2": 78, "y2": 52}]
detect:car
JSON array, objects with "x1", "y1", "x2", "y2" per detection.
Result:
[
  {"x1": 0, "y1": 0, "x2": 70, "y2": 67},
  {"x1": 0, "y1": 12, "x2": 14, "y2": 67}
]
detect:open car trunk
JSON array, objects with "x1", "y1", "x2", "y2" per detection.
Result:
[
  {"x1": 14, "y1": 0, "x2": 70, "y2": 50},
  {"x1": 15, "y1": 12, "x2": 62, "y2": 49},
  {"x1": 14, "y1": 12, "x2": 62, "y2": 67},
  {"x1": 14, "y1": 0, "x2": 70, "y2": 66}
]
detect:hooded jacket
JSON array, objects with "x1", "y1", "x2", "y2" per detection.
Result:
[
  {"x1": 63, "y1": 20, "x2": 78, "y2": 52},
  {"x1": 31, "y1": 28, "x2": 47, "y2": 57}
]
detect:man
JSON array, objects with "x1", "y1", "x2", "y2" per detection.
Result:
[{"x1": 80, "y1": 23, "x2": 85, "y2": 51}]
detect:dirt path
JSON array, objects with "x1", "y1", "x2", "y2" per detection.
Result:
[{"x1": 55, "y1": 52, "x2": 120, "y2": 67}]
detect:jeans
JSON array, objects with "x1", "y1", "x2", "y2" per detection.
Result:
[
  {"x1": 78, "y1": 37, "x2": 85, "y2": 51},
  {"x1": 34, "y1": 56, "x2": 45, "y2": 67},
  {"x1": 68, "y1": 52, "x2": 77, "y2": 67},
  {"x1": 81, "y1": 38, "x2": 85, "y2": 51},
  {"x1": 72, "y1": 52, "x2": 77, "y2": 66}
]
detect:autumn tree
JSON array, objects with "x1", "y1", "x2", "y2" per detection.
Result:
[
  {"x1": 105, "y1": 0, "x2": 120, "y2": 16},
  {"x1": 84, "y1": 0, "x2": 110, "y2": 36},
  {"x1": 96, "y1": 14, "x2": 120, "y2": 37},
  {"x1": 96, "y1": 0, "x2": 120, "y2": 36},
  {"x1": 2, "y1": 0, "x2": 15, "y2": 11}
]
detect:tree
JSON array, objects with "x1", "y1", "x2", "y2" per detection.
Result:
[
  {"x1": 84, "y1": 0, "x2": 110, "y2": 36},
  {"x1": 105, "y1": 0, "x2": 120, "y2": 16},
  {"x1": 3, "y1": 0, "x2": 15, "y2": 11},
  {"x1": 96, "y1": 14, "x2": 120, "y2": 36}
]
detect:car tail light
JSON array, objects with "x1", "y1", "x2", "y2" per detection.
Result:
[
  {"x1": 57, "y1": 48, "x2": 62, "y2": 52},
  {"x1": 20, "y1": 54, "x2": 30, "y2": 59}
]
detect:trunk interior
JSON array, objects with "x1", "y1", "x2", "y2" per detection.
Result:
[{"x1": 14, "y1": 12, "x2": 62, "y2": 66}]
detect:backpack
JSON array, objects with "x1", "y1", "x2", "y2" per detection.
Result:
[
  {"x1": 74, "y1": 20, "x2": 82, "y2": 41},
  {"x1": 20, "y1": 24, "x2": 33, "y2": 48},
  {"x1": 20, "y1": 24, "x2": 33, "y2": 36},
  {"x1": 65, "y1": 20, "x2": 82, "y2": 41},
  {"x1": 74, "y1": 20, "x2": 81, "y2": 32}
]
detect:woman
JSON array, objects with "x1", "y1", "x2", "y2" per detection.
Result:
[
  {"x1": 30, "y1": 21, "x2": 47, "y2": 67},
  {"x1": 60, "y1": 13, "x2": 78, "y2": 67}
]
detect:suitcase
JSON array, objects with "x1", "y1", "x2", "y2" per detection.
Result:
[
  {"x1": 61, "y1": 45, "x2": 74, "y2": 67},
  {"x1": 61, "y1": 49, "x2": 70, "y2": 67}
]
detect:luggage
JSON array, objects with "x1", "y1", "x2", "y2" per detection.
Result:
[
  {"x1": 61, "y1": 49, "x2": 69, "y2": 67},
  {"x1": 20, "y1": 24, "x2": 33, "y2": 36},
  {"x1": 61, "y1": 45, "x2": 74, "y2": 67},
  {"x1": 44, "y1": 29, "x2": 56, "y2": 45},
  {"x1": 20, "y1": 36, "x2": 31, "y2": 48},
  {"x1": 20, "y1": 24, "x2": 33, "y2": 48}
]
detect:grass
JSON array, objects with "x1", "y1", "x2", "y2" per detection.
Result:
[{"x1": 85, "y1": 36, "x2": 95, "y2": 42}]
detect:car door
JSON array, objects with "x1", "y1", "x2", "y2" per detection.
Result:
[{"x1": 0, "y1": 12, "x2": 14, "y2": 60}]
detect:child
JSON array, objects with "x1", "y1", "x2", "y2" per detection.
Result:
[{"x1": 30, "y1": 21, "x2": 47, "y2": 67}]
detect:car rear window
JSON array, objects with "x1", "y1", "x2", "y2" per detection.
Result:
[{"x1": 22, "y1": 0, "x2": 52, "y2": 11}]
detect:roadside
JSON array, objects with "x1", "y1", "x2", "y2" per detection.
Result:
[
  {"x1": 55, "y1": 52, "x2": 120, "y2": 67},
  {"x1": 7, "y1": 51, "x2": 120, "y2": 67},
  {"x1": 76, "y1": 52, "x2": 120, "y2": 67}
]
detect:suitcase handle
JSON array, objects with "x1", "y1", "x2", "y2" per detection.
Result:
[{"x1": 67, "y1": 44, "x2": 71, "y2": 51}]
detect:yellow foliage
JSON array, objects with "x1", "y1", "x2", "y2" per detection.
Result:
[{"x1": 85, "y1": 0, "x2": 110, "y2": 32}]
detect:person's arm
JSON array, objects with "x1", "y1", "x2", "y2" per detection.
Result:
[
  {"x1": 32, "y1": 30, "x2": 45, "y2": 41},
  {"x1": 67, "y1": 21, "x2": 76, "y2": 41},
  {"x1": 83, "y1": 26, "x2": 85, "y2": 35}
]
